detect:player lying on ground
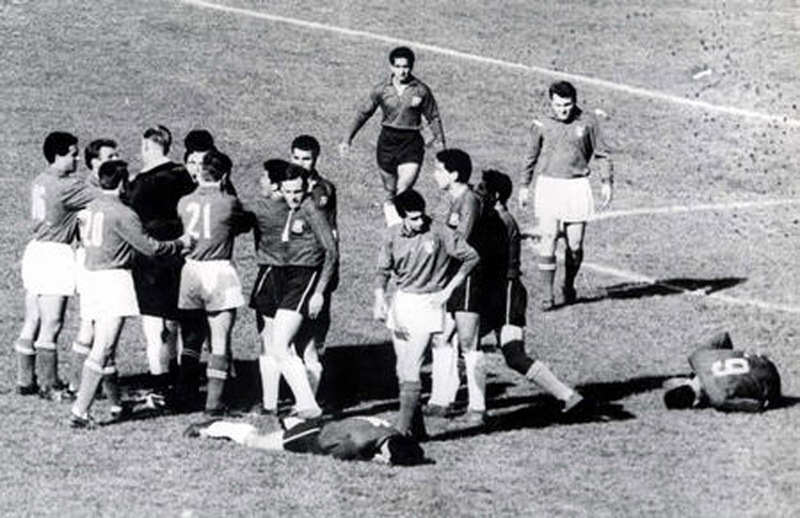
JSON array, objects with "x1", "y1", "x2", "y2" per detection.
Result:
[
  {"x1": 663, "y1": 331, "x2": 782, "y2": 412},
  {"x1": 184, "y1": 416, "x2": 426, "y2": 466}
]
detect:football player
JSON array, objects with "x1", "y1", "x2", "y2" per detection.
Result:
[
  {"x1": 125, "y1": 125, "x2": 196, "y2": 406},
  {"x1": 426, "y1": 149, "x2": 487, "y2": 424},
  {"x1": 664, "y1": 331, "x2": 782, "y2": 412},
  {"x1": 175, "y1": 150, "x2": 254, "y2": 414},
  {"x1": 70, "y1": 160, "x2": 192, "y2": 427},
  {"x1": 185, "y1": 415, "x2": 426, "y2": 466},
  {"x1": 374, "y1": 189, "x2": 479, "y2": 439},
  {"x1": 518, "y1": 81, "x2": 613, "y2": 309},
  {"x1": 339, "y1": 46, "x2": 446, "y2": 226},
  {"x1": 15, "y1": 131, "x2": 97, "y2": 399}
]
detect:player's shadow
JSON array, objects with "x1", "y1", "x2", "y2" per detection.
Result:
[{"x1": 567, "y1": 276, "x2": 746, "y2": 307}]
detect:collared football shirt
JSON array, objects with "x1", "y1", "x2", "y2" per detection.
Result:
[
  {"x1": 178, "y1": 184, "x2": 253, "y2": 261},
  {"x1": 30, "y1": 167, "x2": 97, "y2": 244}
]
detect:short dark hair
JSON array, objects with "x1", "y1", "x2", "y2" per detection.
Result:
[
  {"x1": 282, "y1": 163, "x2": 308, "y2": 189},
  {"x1": 394, "y1": 189, "x2": 426, "y2": 217},
  {"x1": 263, "y1": 158, "x2": 289, "y2": 184},
  {"x1": 84, "y1": 139, "x2": 117, "y2": 170},
  {"x1": 184, "y1": 129, "x2": 215, "y2": 154},
  {"x1": 143, "y1": 125, "x2": 172, "y2": 154},
  {"x1": 481, "y1": 169, "x2": 513, "y2": 205},
  {"x1": 43, "y1": 132, "x2": 78, "y2": 164},
  {"x1": 98, "y1": 160, "x2": 129, "y2": 190},
  {"x1": 386, "y1": 434, "x2": 425, "y2": 466},
  {"x1": 664, "y1": 383, "x2": 696, "y2": 410},
  {"x1": 291, "y1": 135, "x2": 320, "y2": 158},
  {"x1": 389, "y1": 46, "x2": 415, "y2": 68},
  {"x1": 435, "y1": 149, "x2": 472, "y2": 183},
  {"x1": 201, "y1": 149, "x2": 232, "y2": 182},
  {"x1": 549, "y1": 81, "x2": 577, "y2": 101}
]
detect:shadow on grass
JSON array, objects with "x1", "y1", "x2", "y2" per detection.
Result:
[{"x1": 561, "y1": 276, "x2": 747, "y2": 309}]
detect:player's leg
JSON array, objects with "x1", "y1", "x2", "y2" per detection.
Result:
[
  {"x1": 378, "y1": 169, "x2": 401, "y2": 227},
  {"x1": 394, "y1": 329, "x2": 430, "y2": 438},
  {"x1": 142, "y1": 315, "x2": 178, "y2": 403},
  {"x1": 204, "y1": 309, "x2": 235, "y2": 414},
  {"x1": 35, "y1": 294, "x2": 69, "y2": 397},
  {"x1": 454, "y1": 311, "x2": 485, "y2": 421},
  {"x1": 174, "y1": 310, "x2": 206, "y2": 409},
  {"x1": 562, "y1": 222, "x2": 586, "y2": 304},
  {"x1": 71, "y1": 315, "x2": 124, "y2": 423},
  {"x1": 535, "y1": 216, "x2": 559, "y2": 311},
  {"x1": 270, "y1": 309, "x2": 320, "y2": 417},
  {"x1": 70, "y1": 317, "x2": 94, "y2": 394},
  {"x1": 15, "y1": 291, "x2": 40, "y2": 394},
  {"x1": 256, "y1": 314, "x2": 281, "y2": 413},
  {"x1": 396, "y1": 162, "x2": 421, "y2": 194},
  {"x1": 427, "y1": 314, "x2": 460, "y2": 412}
]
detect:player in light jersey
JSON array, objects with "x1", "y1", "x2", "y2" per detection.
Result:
[
  {"x1": 290, "y1": 135, "x2": 337, "y2": 399},
  {"x1": 15, "y1": 132, "x2": 97, "y2": 399},
  {"x1": 340, "y1": 46, "x2": 446, "y2": 226},
  {"x1": 176, "y1": 150, "x2": 253, "y2": 414},
  {"x1": 664, "y1": 331, "x2": 781, "y2": 412},
  {"x1": 185, "y1": 415, "x2": 426, "y2": 466},
  {"x1": 375, "y1": 189, "x2": 479, "y2": 439},
  {"x1": 125, "y1": 125, "x2": 196, "y2": 405},
  {"x1": 518, "y1": 81, "x2": 614, "y2": 310},
  {"x1": 70, "y1": 160, "x2": 191, "y2": 428},
  {"x1": 71, "y1": 139, "x2": 120, "y2": 395},
  {"x1": 426, "y1": 149, "x2": 487, "y2": 424}
]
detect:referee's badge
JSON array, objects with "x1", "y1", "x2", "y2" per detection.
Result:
[
  {"x1": 291, "y1": 219, "x2": 305, "y2": 234},
  {"x1": 575, "y1": 125, "x2": 586, "y2": 138},
  {"x1": 448, "y1": 212, "x2": 460, "y2": 227}
]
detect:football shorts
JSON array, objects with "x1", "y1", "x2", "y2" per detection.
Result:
[
  {"x1": 387, "y1": 290, "x2": 445, "y2": 335},
  {"x1": 81, "y1": 268, "x2": 140, "y2": 319},
  {"x1": 376, "y1": 127, "x2": 425, "y2": 174},
  {"x1": 132, "y1": 254, "x2": 184, "y2": 319},
  {"x1": 480, "y1": 278, "x2": 527, "y2": 336},
  {"x1": 446, "y1": 270, "x2": 482, "y2": 313},
  {"x1": 21, "y1": 240, "x2": 76, "y2": 296},
  {"x1": 534, "y1": 176, "x2": 594, "y2": 223},
  {"x1": 179, "y1": 259, "x2": 245, "y2": 312},
  {"x1": 249, "y1": 265, "x2": 320, "y2": 318}
]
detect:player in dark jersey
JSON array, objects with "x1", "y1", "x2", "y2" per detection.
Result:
[
  {"x1": 476, "y1": 170, "x2": 584, "y2": 413},
  {"x1": 185, "y1": 415, "x2": 426, "y2": 466},
  {"x1": 124, "y1": 125, "x2": 196, "y2": 405},
  {"x1": 71, "y1": 138, "x2": 120, "y2": 395},
  {"x1": 176, "y1": 150, "x2": 253, "y2": 414},
  {"x1": 70, "y1": 160, "x2": 191, "y2": 428},
  {"x1": 289, "y1": 135, "x2": 337, "y2": 398},
  {"x1": 518, "y1": 81, "x2": 614, "y2": 310},
  {"x1": 340, "y1": 46, "x2": 446, "y2": 227},
  {"x1": 664, "y1": 331, "x2": 782, "y2": 412},
  {"x1": 426, "y1": 149, "x2": 487, "y2": 423},
  {"x1": 15, "y1": 132, "x2": 97, "y2": 399}
]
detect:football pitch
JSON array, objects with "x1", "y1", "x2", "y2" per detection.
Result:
[{"x1": 1, "y1": 0, "x2": 798, "y2": 516}]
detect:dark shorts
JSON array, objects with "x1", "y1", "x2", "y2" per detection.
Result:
[
  {"x1": 446, "y1": 271, "x2": 482, "y2": 313},
  {"x1": 282, "y1": 418, "x2": 324, "y2": 454},
  {"x1": 249, "y1": 265, "x2": 321, "y2": 318},
  {"x1": 376, "y1": 127, "x2": 424, "y2": 174},
  {"x1": 480, "y1": 278, "x2": 527, "y2": 336},
  {"x1": 132, "y1": 254, "x2": 184, "y2": 319}
]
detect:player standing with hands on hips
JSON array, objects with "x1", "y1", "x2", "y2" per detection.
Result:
[
  {"x1": 518, "y1": 81, "x2": 613, "y2": 310},
  {"x1": 340, "y1": 46, "x2": 446, "y2": 227}
]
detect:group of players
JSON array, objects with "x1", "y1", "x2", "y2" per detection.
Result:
[{"x1": 14, "y1": 46, "x2": 783, "y2": 465}]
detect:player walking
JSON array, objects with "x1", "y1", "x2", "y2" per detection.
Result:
[
  {"x1": 340, "y1": 46, "x2": 446, "y2": 226},
  {"x1": 518, "y1": 81, "x2": 613, "y2": 309}
]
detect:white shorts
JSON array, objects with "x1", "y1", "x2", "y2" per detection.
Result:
[
  {"x1": 178, "y1": 259, "x2": 245, "y2": 312},
  {"x1": 81, "y1": 269, "x2": 140, "y2": 319},
  {"x1": 21, "y1": 241, "x2": 76, "y2": 296},
  {"x1": 387, "y1": 290, "x2": 445, "y2": 335},
  {"x1": 534, "y1": 176, "x2": 595, "y2": 223}
]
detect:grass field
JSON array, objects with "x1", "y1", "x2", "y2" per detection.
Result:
[{"x1": 1, "y1": 0, "x2": 798, "y2": 516}]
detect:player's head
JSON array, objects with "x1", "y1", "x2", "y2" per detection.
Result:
[
  {"x1": 479, "y1": 169, "x2": 513, "y2": 207},
  {"x1": 43, "y1": 132, "x2": 79, "y2": 173},
  {"x1": 280, "y1": 164, "x2": 308, "y2": 209},
  {"x1": 379, "y1": 434, "x2": 425, "y2": 466},
  {"x1": 663, "y1": 379, "x2": 699, "y2": 410},
  {"x1": 394, "y1": 189, "x2": 427, "y2": 232},
  {"x1": 389, "y1": 46, "x2": 415, "y2": 81},
  {"x1": 142, "y1": 125, "x2": 172, "y2": 159},
  {"x1": 434, "y1": 148, "x2": 472, "y2": 188},
  {"x1": 184, "y1": 129, "x2": 215, "y2": 154},
  {"x1": 84, "y1": 139, "x2": 119, "y2": 173},
  {"x1": 262, "y1": 158, "x2": 289, "y2": 198},
  {"x1": 200, "y1": 149, "x2": 232, "y2": 184},
  {"x1": 548, "y1": 81, "x2": 577, "y2": 121},
  {"x1": 290, "y1": 135, "x2": 320, "y2": 173},
  {"x1": 185, "y1": 150, "x2": 207, "y2": 183},
  {"x1": 97, "y1": 160, "x2": 129, "y2": 191}
]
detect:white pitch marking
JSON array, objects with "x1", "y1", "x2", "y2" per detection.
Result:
[
  {"x1": 180, "y1": 0, "x2": 800, "y2": 128},
  {"x1": 593, "y1": 198, "x2": 800, "y2": 221}
]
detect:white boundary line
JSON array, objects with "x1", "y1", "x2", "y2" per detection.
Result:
[
  {"x1": 180, "y1": 0, "x2": 800, "y2": 128},
  {"x1": 593, "y1": 198, "x2": 800, "y2": 221}
]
